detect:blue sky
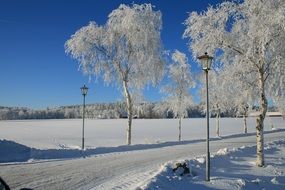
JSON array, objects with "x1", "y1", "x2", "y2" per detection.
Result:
[{"x1": 0, "y1": 0, "x2": 223, "y2": 109}]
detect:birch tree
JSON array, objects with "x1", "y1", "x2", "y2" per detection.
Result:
[
  {"x1": 270, "y1": 55, "x2": 285, "y2": 118},
  {"x1": 199, "y1": 71, "x2": 227, "y2": 137},
  {"x1": 272, "y1": 96, "x2": 285, "y2": 119},
  {"x1": 162, "y1": 50, "x2": 194, "y2": 141},
  {"x1": 200, "y1": 69, "x2": 238, "y2": 137},
  {"x1": 234, "y1": 91, "x2": 252, "y2": 134},
  {"x1": 184, "y1": 0, "x2": 285, "y2": 166},
  {"x1": 65, "y1": 3, "x2": 164, "y2": 145},
  {"x1": 231, "y1": 85, "x2": 256, "y2": 134},
  {"x1": 220, "y1": 63, "x2": 257, "y2": 134}
]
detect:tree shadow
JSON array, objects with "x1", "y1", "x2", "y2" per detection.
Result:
[{"x1": 1, "y1": 128, "x2": 285, "y2": 164}]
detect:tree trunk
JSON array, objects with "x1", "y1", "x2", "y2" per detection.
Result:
[
  {"x1": 269, "y1": 118, "x2": 274, "y2": 130},
  {"x1": 178, "y1": 117, "x2": 182, "y2": 141},
  {"x1": 243, "y1": 114, "x2": 247, "y2": 134},
  {"x1": 256, "y1": 69, "x2": 268, "y2": 167},
  {"x1": 216, "y1": 109, "x2": 220, "y2": 137},
  {"x1": 178, "y1": 93, "x2": 182, "y2": 142},
  {"x1": 123, "y1": 80, "x2": 133, "y2": 145}
]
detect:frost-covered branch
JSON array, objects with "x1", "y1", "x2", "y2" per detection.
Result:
[
  {"x1": 161, "y1": 50, "x2": 195, "y2": 141},
  {"x1": 184, "y1": 0, "x2": 285, "y2": 167},
  {"x1": 65, "y1": 3, "x2": 165, "y2": 145}
]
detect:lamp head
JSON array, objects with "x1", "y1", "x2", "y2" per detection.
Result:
[
  {"x1": 80, "y1": 85, "x2": 89, "y2": 96},
  {"x1": 197, "y1": 52, "x2": 213, "y2": 71}
]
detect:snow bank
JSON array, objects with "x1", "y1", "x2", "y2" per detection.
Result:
[
  {"x1": 0, "y1": 139, "x2": 31, "y2": 162},
  {"x1": 0, "y1": 136, "x2": 249, "y2": 163},
  {"x1": 1, "y1": 128, "x2": 285, "y2": 163},
  {"x1": 141, "y1": 140, "x2": 285, "y2": 190}
]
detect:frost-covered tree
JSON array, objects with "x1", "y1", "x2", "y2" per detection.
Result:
[
  {"x1": 272, "y1": 96, "x2": 285, "y2": 119},
  {"x1": 184, "y1": 0, "x2": 285, "y2": 166},
  {"x1": 220, "y1": 63, "x2": 257, "y2": 134},
  {"x1": 270, "y1": 54, "x2": 285, "y2": 118},
  {"x1": 200, "y1": 68, "x2": 241, "y2": 137},
  {"x1": 161, "y1": 50, "x2": 194, "y2": 141},
  {"x1": 233, "y1": 90, "x2": 252, "y2": 134},
  {"x1": 199, "y1": 71, "x2": 227, "y2": 137},
  {"x1": 65, "y1": 3, "x2": 164, "y2": 145}
]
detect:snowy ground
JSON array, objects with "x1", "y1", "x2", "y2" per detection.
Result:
[
  {"x1": 0, "y1": 117, "x2": 283, "y2": 149},
  {"x1": 0, "y1": 117, "x2": 285, "y2": 189},
  {"x1": 141, "y1": 140, "x2": 285, "y2": 190}
]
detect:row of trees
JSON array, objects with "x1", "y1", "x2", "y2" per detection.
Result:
[
  {"x1": 65, "y1": 1, "x2": 285, "y2": 166},
  {"x1": 0, "y1": 106, "x2": 65, "y2": 120},
  {"x1": 0, "y1": 103, "x2": 229, "y2": 120},
  {"x1": 184, "y1": 0, "x2": 285, "y2": 167}
]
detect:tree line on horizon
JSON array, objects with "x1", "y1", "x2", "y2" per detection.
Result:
[{"x1": 0, "y1": 102, "x2": 248, "y2": 120}]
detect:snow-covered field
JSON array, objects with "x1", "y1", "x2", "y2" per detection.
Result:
[
  {"x1": 0, "y1": 117, "x2": 283, "y2": 149},
  {"x1": 0, "y1": 117, "x2": 285, "y2": 189}
]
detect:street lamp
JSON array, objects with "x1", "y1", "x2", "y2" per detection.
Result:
[
  {"x1": 198, "y1": 52, "x2": 213, "y2": 181},
  {"x1": 80, "y1": 84, "x2": 88, "y2": 150}
]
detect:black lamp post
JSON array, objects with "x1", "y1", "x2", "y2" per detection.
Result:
[
  {"x1": 80, "y1": 84, "x2": 88, "y2": 150},
  {"x1": 198, "y1": 52, "x2": 213, "y2": 181}
]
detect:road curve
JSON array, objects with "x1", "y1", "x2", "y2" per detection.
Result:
[{"x1": 1, "y1": 130, "x2": 285, "y2": 190}]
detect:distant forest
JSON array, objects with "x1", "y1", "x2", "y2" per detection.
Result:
[
  {"x1": 0, "y1": 102, "x2": 278, "y2": 120},
  {"x1": 0, "y1": 102, "x2": 228, "y2": 120}
]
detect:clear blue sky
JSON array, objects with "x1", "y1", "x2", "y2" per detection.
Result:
[{"x1": 0, "y1": 0, "x2": 223, "y2": 109}]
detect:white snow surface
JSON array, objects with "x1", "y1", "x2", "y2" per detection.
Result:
[
  {"x1": 0, "y1": 117, "x2": 283, "y2": 150},
  {"x1": 0, "y1": 117, "x2": 285, "y2": 189},
  {"x1": 141, "y1": 140, "x2": 285, "y2": 190}
]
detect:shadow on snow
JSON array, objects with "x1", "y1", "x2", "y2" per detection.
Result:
[{"x1": 1, "y1": 128, "x2": 285, "y2": 163}]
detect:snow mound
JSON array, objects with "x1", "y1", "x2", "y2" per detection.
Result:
[
  {"x1": 196, "y1": 157, "x2": 205, "y2": 164},
  {"x1": 140, "y1": 140, "x2": 285, "y2": 190},
  {"x1": 271, "y1": 177, "x2": 279, "y2": 184},
  {"x1": 216, "y1": 148, "x2": 229, "y2": 155}
]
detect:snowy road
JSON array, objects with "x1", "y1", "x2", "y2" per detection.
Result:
[{"x1": 1, "y1": 130, "x2": 285, "y2": 190}]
